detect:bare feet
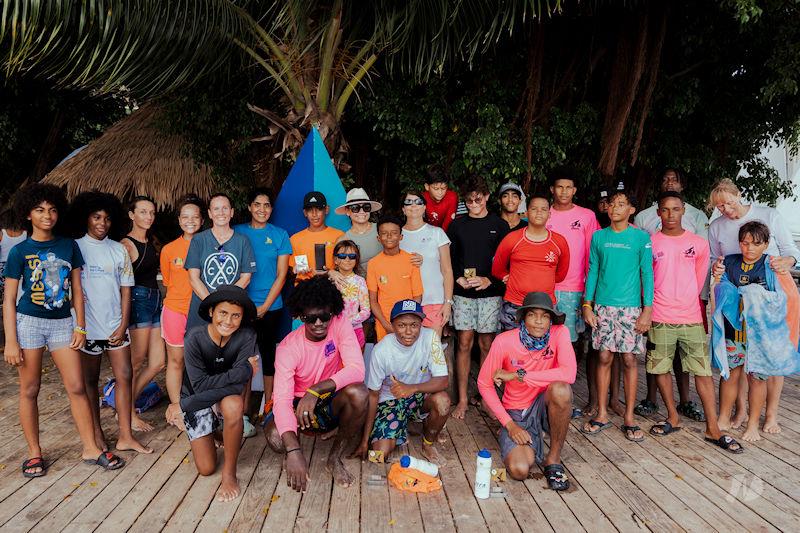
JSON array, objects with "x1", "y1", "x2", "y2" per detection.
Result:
[
  {"x1": 762, "y1": 417, "x2": 782, "y2": 434},
  {"x1": 131, "y1": 413, "x2": 153, "y2": 432},
  {"x1": 320, "y1": 427, "x2": 339, "y2": 440},
  {"x1": 609, "y1": 400, "x2": 625, "y2": 417},
  {"x1": 730, "y1": 411, "x2": 747, "y2": 430},
  {"x1": 582, "y1": 402, "x2": 598, "y2": 419},
  {"x1": 326, "y1": 456, "x2": 355, "y2": 487},
  {"x1": 741, "y1": 426, "x2": 762, "y2": 442},
  {"x1": 451, "y1": 401, "x2": 468, "y2": 420},
  {"x1": 217, "y1": 474, "x2": 241, "y2": 502},
  {"x1": 116, "y1": 437, "x2": 153, "y2": 454},
  {"x1": 421, "y1": 442, "x2": 446, "y2": 467}
]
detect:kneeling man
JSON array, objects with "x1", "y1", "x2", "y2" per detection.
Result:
[
  {"x1": 478, "y1": 291, "x2": 576, "y2": 490},
  {"x1": 166, "y1": 285, "x2": 259, "y2": 502},
  {"x1": 356, "y1": 300, "x2": 450, "y2": 465},
  {"x1": 265, "y1": 276, "x2": 368, "y2": 492}
]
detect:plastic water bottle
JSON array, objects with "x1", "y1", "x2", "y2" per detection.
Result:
[
  {"x1": 474, "y1": 449, "x2": 492, "y2": 499},
  {"x1": 399, "y1": 455, "x2": 439, "y2": 477}
]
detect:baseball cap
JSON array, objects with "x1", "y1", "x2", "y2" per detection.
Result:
[
  {"x1": 390, "y1": 300, "x2": 426, "y2": 321},
  {"x1": 303, "y1": 191, "x2": 327, "y2": 209},
  {"x1": 498, "y1": 182, "x2": 524, "y2": 197}
]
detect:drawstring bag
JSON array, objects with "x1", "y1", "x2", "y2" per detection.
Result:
[
  {"x1": 387, "y1": 463, "x2": 442, "y2": 493},
  {"x1": 102, "y1": 378, "x2": 163, "y2": 413}
]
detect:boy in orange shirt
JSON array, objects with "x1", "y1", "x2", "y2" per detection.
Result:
[
  {"x1": 367, "y1": 215, "x2": 423, "y2": 340},
  {"x1": 289, "y1": 192, "x2": 345, "y2": 284}
]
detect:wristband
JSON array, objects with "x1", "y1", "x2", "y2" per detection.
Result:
[
  {"x1": 581, "y1": 302, "x2": 593, "y2": 309},
  {"x1": 74, "y1": 326, "x2": 87, "y2": 335},
  {"x1": 305, "y1": 388, "x2": 322, "y2": 399},
  {"x1": 285, "y1": 448, "x2": 301, "y2": 455}
]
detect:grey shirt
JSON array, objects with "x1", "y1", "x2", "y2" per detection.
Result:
[{"x1": 338, "y1": 223, "x2": 382, "y2": 277}]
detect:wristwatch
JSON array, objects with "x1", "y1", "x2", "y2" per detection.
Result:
[
  {"x1": 516, "y1": 368, "x2": 526, "y2": 382},
  {"x1": 445, "y1": 298, "x2": 454, "y2": 305}
]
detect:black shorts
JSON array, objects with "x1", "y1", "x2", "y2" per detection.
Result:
[{"x1": 254, "y1": 310, "x2": 283, "y2": 376}]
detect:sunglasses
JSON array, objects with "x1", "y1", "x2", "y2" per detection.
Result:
[
  {"x1": 347, "y1": 203, "x2": 372, "y2": 213},
  {"x1": 300, "y1": 312, "x2": 333, "y2": 324},
  {"x1": 335, "y1": 253, "x2": 357, "y2": 260},
  {"x1": 403, "y1": 198, "x2": 425, "y2": 206}
]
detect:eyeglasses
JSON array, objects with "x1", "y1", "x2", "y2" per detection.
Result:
[
  {"x1": 300, "y1": 312, "x2": 333, "y2": 324},
  {"x1": 335, "y1": 253, "x2": 357, "y2": 260},
  {"x1": 465, "y1": 197, "x2": 484, "y2": 205},
  {"x1": 403, "y1": 198, "x2": 425, "y2": 206},
  {"x1": 347, "y1": 203, "x2": 372, "y2": 213}
]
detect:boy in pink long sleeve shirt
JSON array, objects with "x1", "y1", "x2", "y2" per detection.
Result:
[
  {"x1": 264, "y1": 277, "x2": 368, "y2": 493},
  {"x1": 477, "y1": 291, "x2": 576, "y2": 491}
]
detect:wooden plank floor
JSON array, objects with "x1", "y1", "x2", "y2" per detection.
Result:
[{"x1": 1, "y1": 358, "x2": 799, "y2": 532}]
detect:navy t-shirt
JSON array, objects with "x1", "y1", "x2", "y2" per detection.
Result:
[
  {"x1": 723, "y1": 253, "x2": 769, "y2": 341},
  {"x1": 4, "y1": 236, "x2": 84, "y2": 319}
]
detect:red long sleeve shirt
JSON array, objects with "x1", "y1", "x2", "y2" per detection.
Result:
[
  {"x1": 423, "y1": 190, "x2": 458, "y2": 231},
  {"x1": 492, "y1": 229, "x2": 570, "y2": 305}
]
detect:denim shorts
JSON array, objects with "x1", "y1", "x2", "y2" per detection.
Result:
[
  {"x1": 16, "y1": 313, "x2": 74, "y2": 351},
  {"x1": 130, "y1": 286, "x2": 162, "y2": 329}
]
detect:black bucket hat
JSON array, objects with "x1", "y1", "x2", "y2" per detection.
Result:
[
  {"x1": 198, "y1": 285, "x2": 257, "y2": 324},
  {"x1": 515, "y1": 292, "x2": 566, "y2": 325}
]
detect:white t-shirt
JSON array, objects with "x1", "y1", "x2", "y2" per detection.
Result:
[
  {"x1": 76, "y1": 235, "x2": 135, "y2": 340},
  {"x1": 634, "y1": 201, "x2": 709, "y2": 238},
  {"x1": 400, "y1": 223, "x2": 450, "y2": 305},
  {"x1": 367, "y1": 327, "x2": 449, "y2": 403},
  {"x1": 708, "y1": 204, "x2": 800, "y2": 261}
]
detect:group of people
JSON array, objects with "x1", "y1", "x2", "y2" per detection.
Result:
[{"x1": 2, "y1": 164, "x2": 799, "y2": 502}]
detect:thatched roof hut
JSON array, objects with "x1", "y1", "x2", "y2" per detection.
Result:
[{"x1": 43, "y1": 104, "x2": 214, "y2": 209}]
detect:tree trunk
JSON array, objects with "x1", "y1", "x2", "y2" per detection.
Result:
[
  {"x1": 31, "y1": 108, "x2": 67, "y2": 180},
  {"x1": 521, "y1": 24, "x2": 545, "y2": 192}
]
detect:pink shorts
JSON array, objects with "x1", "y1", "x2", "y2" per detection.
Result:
[
  {"x1": 354, "y1": 327, "x2": 365, "y2": 349},
  {"x1": 422, "y1": 304, "x2": 446, "y2": 330},
  {"x1": 161, "y1": 306, "x2": 188, "y2": 347}
]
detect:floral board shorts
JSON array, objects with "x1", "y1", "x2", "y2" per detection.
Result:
[
  {"x1": 725, "y1": 339, "x2": 767, "y2": 381},
  {"x1": 184, "y1": 405, "x2": 222, "y2": 441},
  {"x1": 555, "y1": 290, "x2": 586, "y2": 342},
  {"x1": 452, "y1": 295, "x2": 502, "y2": 333},
  {"x1": 591, "y1": 305, "x2": 646, "y2": 355},
  {"x1": 370, "y1": 392, "x2": 429, "y2": 446}
]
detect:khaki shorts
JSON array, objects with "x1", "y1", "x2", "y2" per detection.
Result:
[{"x1": 646, "y1": 322, "x2": 711, "y2": 377}]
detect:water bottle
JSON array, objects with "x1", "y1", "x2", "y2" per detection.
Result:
[
  {"x1": 399, "y1": 455, "x2": 439, "y2": 477},
  {"x1": 474, "y1": 448, "x2": 492, "y2": 499}
]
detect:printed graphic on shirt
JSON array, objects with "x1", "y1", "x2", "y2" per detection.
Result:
[
  {"x1": 570, "y1": 220, "x2": 582, "y2": 230},
  {"x1": 684, "y1": 246, "x2": 696, "y2": 258},
  {"x1": 324, "y1": 340, "x2": 336, "y2": 358},
  {"x1": 27, "y1": 251, "x2": 71, "y2": 310},
  {"x1": 544, "y1": 251, "x2": 557, "y2": 263},
  {"x1": 202, "y1": 251, "x2": 239, "y2": 289}
]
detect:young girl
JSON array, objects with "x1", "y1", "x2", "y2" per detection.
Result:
[
  {"x1": 333, "y1": 240, "x2": 370, "y2": 349},
  {"x1": 71, "y1": 192, "x2": 152, "y2": 454},
  {"x1": 3, "y1": 184, "x2": 124, "y2": 477},
  {"x1": 0, "y1": 208, "x2": 26, "y2": 344},
  {"x1": 161, "y1": 195, "x2": 204, "y2": 428},
  {"x1": 121, "y1": 196, "x2": 165, "y2": 432}
]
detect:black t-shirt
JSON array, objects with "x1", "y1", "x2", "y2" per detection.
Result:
[
  {"x1": 447, "y1": 213, "x2": 510, "y2": 298},
  {"x1": 723, "y1": 254, "x2": 768, "y2": 341},
  {"x1": 180, "y1": 325, "x2": 256, "y2": 413}
]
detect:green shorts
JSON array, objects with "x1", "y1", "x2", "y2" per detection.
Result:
[{"x1": 646, "y1": 323, "x2": 711, "y2": 377}]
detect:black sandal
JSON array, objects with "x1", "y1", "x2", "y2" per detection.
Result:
[
  {"x1": 622, "y1": 425, "x2": 644, "y2": 442},
  {"x1": 22, "y1": 457, "x2": 47, "y2": 478},
  {"x1": 633, "y1": 400, "x2": 657, "y2": 416},
  {"x1": 677, "y1": 401, "x2": 706, "y2": 422},
  {"x1": 649, "y1": 422, "x2": 682, "y2": 436},
  {"x1": 84, "y1": 451, "x2": 126, "y2": 470},
  {"x1": 705, "y1": 435, "x2": 744, "y2": 454},
  {"x1": 543, "y1": 463, "x2": 570, "y2": 491},
  {"x1": 580, "y1": 419, "x2": 612, "y2": 435}
]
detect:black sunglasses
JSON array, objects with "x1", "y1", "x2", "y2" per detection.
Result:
[
  {"x1": 300, "y1": 312, "x2": 333, "y2": 324},
  {"x1": 347, "y1": 203, "x2": 372, "y2": 213},
  {"x1": 403, "y1": 198, "x2": 425, "y2": 206},
  {"x1": 335, "y1": 253, "x2": 358, "y2": 260}
]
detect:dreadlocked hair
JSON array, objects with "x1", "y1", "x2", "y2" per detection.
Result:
[{"x1": 287, "y1": 275, "x2": 345, "y2": 318}]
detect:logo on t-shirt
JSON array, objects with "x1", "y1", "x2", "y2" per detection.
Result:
[
  {"x1": 173, "y1": 257, "x2": 184, "y2": 267},
  {"x1": 27, "y1": 251, "x2": 71, "y2": 310},
  {"x1": 203, "y1": 252, "x2": 240, "y2": 289},
  {"x1": 544, "y1": 251, "x2": 557, "y2": 263},
  {"x1": 420, "y1": 365, "x2": 429, "y2": 374},
  {"x1": 379, "y1": 275, "x2": 388, "y2": 284},
  {"x1": 739, "y1": 275, "x2": 750, "y2": 286},
  {"x1": 541, "y1": 345, "x2": 554, "y2": 359},
  {"x1": 570, "y1": 220, "x2": 582, "y2": 230},
  {"x1": 265, "y1": 237, "x2": 273, "y2": 245},
  {"x1": 430, "y1": 212, "x2": 440, "y2": 221},
  {"x1": 684, "y1": 246, "x2": 696, "y2": 258},
  {"x1": 323, "y1": 340, "x2": 336, "y2": 358}
]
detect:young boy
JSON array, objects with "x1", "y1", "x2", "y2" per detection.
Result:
[
  {"x1": 165, "y1": 285, "x2": 259, "y2": 502},
  {"x1": 423, "y1": 164, "x2": 458, "y2": 231},
  {"x1": 367, "y1": 214, "x2": 423, "y2": 341},
  {"x1": 290, "y1": 191, "x2": 345, "y2": 282},
  {"x1": 498, "y1": 182, "x2": 527, "y2": 231},
  {"x1": 356, "y1": 300, "x2": 450, "y2": 465},
  {"x1": 713, "y1": 221, "x2": 800, "y2": 443},
  {"x1": 582, "y1": 190, "x2": 653, "y2": 442}
]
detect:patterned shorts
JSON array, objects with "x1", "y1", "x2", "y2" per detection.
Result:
[
  {"x1": 452, "y1": 295, "x2": 502, "y2": 333},
  {"x1": 591, "y1": 305, "x2": 646, "y2": 355},
  {"x1": 370, "y1": 392, "x2": 428, "y2": 446},
  {"x1": 184, "y1": 406, "x2": 221, "y2": 441},
  {"x1": 80, "y1": 334, "x2": 131, "y2": 356},
  {"x1": 646, "y1": 323, "x2": 710, "y2": 376},
  {"x1": 16, "y1": 313, "x2": 74, "y2": 351},
  {"x1": 725, "y1": 339, "x2": 767, "y2": 381},
  {"x1": 555, "y1": 290, "x2": 585, "y2": 342},
  {"x1": 498, "y1": 300, "x2": 521, "y2": 332}
]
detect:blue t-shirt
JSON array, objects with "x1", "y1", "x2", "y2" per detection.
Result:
[
  {"x1": 184, "y1": 229, "x2": 256, "y2": 328},
  {"x1": 235, "y1": 223, "x2": 292, "y2": 310},
  {"x1": 4, "y1": 236, "x2": 84, "y2": 319}
]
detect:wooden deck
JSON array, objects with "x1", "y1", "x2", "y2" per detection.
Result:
[{"x1": 1, "y1": 358, "x2": 800, "y2": 532}]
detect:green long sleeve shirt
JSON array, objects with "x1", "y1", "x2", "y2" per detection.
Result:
[{"x1": 584, "y1": 226, "x2": 654, "y2": 308}]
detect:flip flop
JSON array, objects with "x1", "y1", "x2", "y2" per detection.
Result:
[
  {"x1": 581, "y1": 419, "x2": 612, "y2": 435},
  {"x1": 705, "y1": 435, "x2": 744, "y2": 454},
  {"x1": 84, "y1": 451, "x2": 126, "y2": 471},
  {"x1": 21, "y1": 457, "x2": 48, "y2": 478},
  {"x1": 622, "y1": 425, "x2": 644, "y2": 442},
  {"x1": 543, "y1": 463, "x2": 570, "y2": 491},
  {"x1": 571, "y1": 408, "x2": 583, "y2": 419},
  {"x1": 649, "y1": 422, "x2": 682, "y2": 436}
]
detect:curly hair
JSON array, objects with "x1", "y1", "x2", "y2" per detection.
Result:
[
  {"x1": 459, "y1": 173, "x2": 490, "y2": 198},
  {"x1": 287, "y1": 275, "x2": 345, "y2": 318},
  {"x1": 68, "y1": 191, "x2": 126, "y2": 240},
  {"x1": 14, "y1": 183, "x2": 69, "y2": 235}
]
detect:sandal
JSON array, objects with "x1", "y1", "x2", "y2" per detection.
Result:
[
  {"x1": 622, "y1": 425, "x2": 644, "y2": 442},
  {"x1": 580, "y1": 419, "x2": 612, "y2": 435},
  {"x1": 677, "y1": 401, "x2": 706, "y2": 422},
  {"x1": 633, "y1": 400, "x2": 657, "y2": 417},
  {"x1": 649, "y1": 422, "x2": 682, "y2": 436},
  {"x1": 543, "y1": 463, "x2": 570, "y2": 491},
  {"x1": 571, "y1": 408, "x2": 583, "y2": 419},
  {"x1": 84, "y1": 451, "x2": 126, "y2": 470},
  {"x1": 705, "y1": 435, "x2": 744, "y2": 454},
  {"x1": 22, "y1": 457, "x2": 48, "y2": 478}
]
